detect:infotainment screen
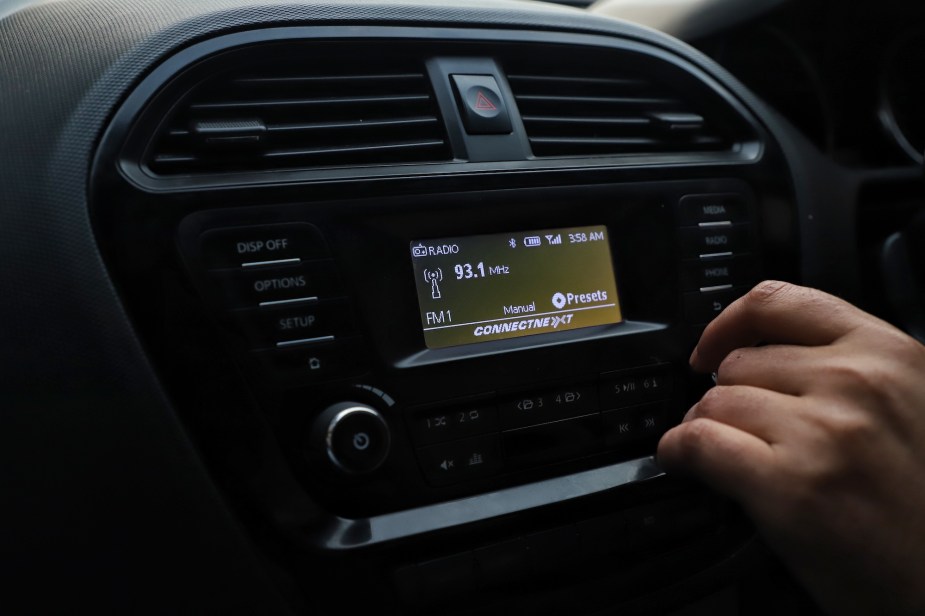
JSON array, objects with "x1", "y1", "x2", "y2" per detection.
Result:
[{"x1": 410, "y1": 225, "x2": 623, "y2": 349}]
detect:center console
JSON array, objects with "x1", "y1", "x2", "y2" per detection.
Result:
[
  {"x1": 172, "y1": 179, "x2": 760, "y2": 514},
  {"x1": 89, "y1": 23, "x2": 799, "y2": 615}
]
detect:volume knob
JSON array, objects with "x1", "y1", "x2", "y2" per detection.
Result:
[{"x1": 314, "y1": 402, "x2": 391, "y2": 474}]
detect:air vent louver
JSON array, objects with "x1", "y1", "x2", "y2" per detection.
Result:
[
  {"x1": 506, "y1": 58, "x2": 736, "y2": 158},
  {"x1": 145, "y1": 53, "x2": 451, "y2": 175}
]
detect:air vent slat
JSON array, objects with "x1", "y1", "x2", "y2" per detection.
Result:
[
  {"x1": 189, "y1": 94, "x2": 431, "y2": 111},
  {"x1": 264, "y1": 139, "x2": 446, "y2": 159},
  {"x1": 234, "y1": 73, "x2": 424, "y2": 86},
  {"x1": 267, "y1": 116, "x2": 438, "y2": 133},
  {"x1": 516, "y1": 95, "x2": 678, "y2": 106},
  {"x1": 521, "y1": 116, "x2": 652, "y2": 126},
  {"x1": 507, "y1": 74, "x2": 648, "y2": 87},
  {"x1": 505, "y1": 53, "x2": 737, "y2": 159},
  {"x1": 144, "y1": 51, "x2": 450, "y2": 175}
]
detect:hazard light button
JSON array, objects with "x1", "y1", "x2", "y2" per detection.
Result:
[{"x1": 450, "y1": 74, "x2": 513, "y2": 135}]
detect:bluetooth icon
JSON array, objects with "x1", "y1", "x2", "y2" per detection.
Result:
[{"x1": 508, "y1": 238, "x2": 517, "y2": 248}]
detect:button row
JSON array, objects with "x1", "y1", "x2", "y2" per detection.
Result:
[
  {"x1": 411, "y1": 366, "x2": 674, "y2": 486},
  {"x1": 193, "y1": 222, "x2": 364, "y2": 385},
  {"x1": 677, "y1": 193, "x2": 758, "y2": 332}
]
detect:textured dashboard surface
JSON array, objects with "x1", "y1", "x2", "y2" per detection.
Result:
[{"x1": 0, "y1": 0, "x2": 805, "y2": 612}]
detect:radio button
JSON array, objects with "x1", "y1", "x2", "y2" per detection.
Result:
[
  {"x1": 200, "y1": 223, "x2": 328, "y2": 269},
  {"x1": 680, "y1": 256, "x2": 757, "y2": 291},
  {"x1": 683, "y1": 287, "x2": 748, "y2": 324},
  {"x1": 410, "y1": 404, "x2": 499, "y2": 446},
  {"x1": 417, "y1": 435, "x2": 503, "y2": 486},
  {"x1": 234, "y1": 299, "x2": 355, "y2": 348},
  {"x1": 211, "y1": 260, "x2": 339, "y2": 308},
  {"x1": 599, "y1": 367, "x2": 672, "y2": 411},
  {"x1": 679, "y1": 224, "x2": 750, "y2": 257},
  {"x1": 678, "y1": 194, "x2": 747, "y2": 225}
]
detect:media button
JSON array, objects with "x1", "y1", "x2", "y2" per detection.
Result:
[{"x1": 678, "y1": 194, "x2": 747, "y2": 225}]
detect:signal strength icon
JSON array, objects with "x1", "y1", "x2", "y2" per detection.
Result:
[{"x1": 546, "y1": 234, "x2": 562, "y2": 245}]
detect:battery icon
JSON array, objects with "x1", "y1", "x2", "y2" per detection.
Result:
[{"x1": 524, "y1": 236, "x2": 542, "y2": 247}]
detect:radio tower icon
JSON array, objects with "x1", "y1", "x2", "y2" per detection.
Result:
[{"x1": 424, "y1": 268, "x2": 443, "y2": 300}]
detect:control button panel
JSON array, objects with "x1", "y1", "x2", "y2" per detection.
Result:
[
  {"x1": 408, "y1": 365, "x2": 675, "y2": 486},
  {"x1": 180, "y1": 218, "x2": 366, "y2": 386},
  {"x1": 676, "y1": 192, "x2": 758, "y2": 336},
  {"x1": 410, "y1": 404, "x2": 499, "y2": 446},
  {"x1": 418, "y1": 434, "x2": 503, "y2": 486}
]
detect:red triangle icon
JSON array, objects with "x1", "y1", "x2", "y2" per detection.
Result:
[{"x1": 474, "y1": 90, "x2": 497, "y2": 111}]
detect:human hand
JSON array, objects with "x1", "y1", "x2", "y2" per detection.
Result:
[{"x1": 658, "y1": 281, "x2": 925, "y2": 615}]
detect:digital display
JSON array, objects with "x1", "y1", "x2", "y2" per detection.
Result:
[{"x1": 410, "y1": 225, "x2": 623, "y2": 349}]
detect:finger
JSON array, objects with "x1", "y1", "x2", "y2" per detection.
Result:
[
  {"x1": 715, "y1": 345, "x2": 823, "y2": 396},
  {"x1": 691, "y1": 281, "x2": 870, "y2": 373},
  {"x1": 685, "y1": 385, "x2": 802, "y2": 443},
  {"x1": 657, "y1": 417, "x2": 775, "y2": 501}
]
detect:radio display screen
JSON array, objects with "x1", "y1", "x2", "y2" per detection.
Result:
[{"x1": 410, "y1": 225, "x2": 623, "y2": 349}]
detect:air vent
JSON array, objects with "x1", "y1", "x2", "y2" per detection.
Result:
[
  {"x1": 505, "y1": 56, "x2": 737, "y2": 158},
  {"x1": 144, "y1": 51, "x2": 451, "y2": 175}
]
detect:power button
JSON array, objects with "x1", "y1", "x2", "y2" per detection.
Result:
[{"x1": 315, "y1": 402, "x2": 391, "y2": 474}]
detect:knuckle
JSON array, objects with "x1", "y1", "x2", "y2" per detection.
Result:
[
  {"x1": 676, "y1": 418, "x2": 714, "y2": 462},
  {"x1": 695, "y1": 387, "x2": 728, "y2": 419},
  {"x1": 823, "y1": 358, "x2": 894, "y2": 406},
  {"x1": 746, "y1": 280, "x2": 792, "y2": 307},
  {"x1": 717, "y1": 350, "x2": 745, "y2": 379}
]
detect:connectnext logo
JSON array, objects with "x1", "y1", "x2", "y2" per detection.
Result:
[{"x1": 472, "y1": 314, "x2": 575, "y2": 337}]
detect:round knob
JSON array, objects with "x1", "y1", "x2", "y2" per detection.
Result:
[{"x1": 313, "y1": 402, "x2": 391, "y2": 475}]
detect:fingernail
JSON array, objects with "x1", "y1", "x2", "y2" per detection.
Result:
[{"x1": 689, "y1": 347, "x2": 699, "y2": 367}]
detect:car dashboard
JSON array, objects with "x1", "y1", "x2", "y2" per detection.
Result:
[{"x1": 0, "y1": 0, "x2": 921, "y2": 614}]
